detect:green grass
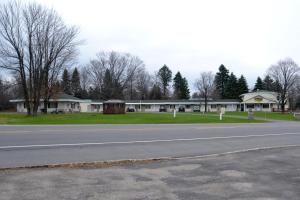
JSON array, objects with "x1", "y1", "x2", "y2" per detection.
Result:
[
  {"x1": 0, "y1": 112, "x2": 265, "y2": 124},
  {"x1": 223, "y1": 111, "x2": 299, "y2": 121}
]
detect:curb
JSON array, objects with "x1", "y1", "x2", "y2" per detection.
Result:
[{"x1": 0, "y1": 157, "x2": 173, "y2": 171}]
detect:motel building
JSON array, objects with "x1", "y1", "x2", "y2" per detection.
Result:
[
  {"x1": 240, "y1": 90, "x2": 288, "y2": 112},
  {"x1": 10, "y1": 90, "x2": 287, "y2": 113}
]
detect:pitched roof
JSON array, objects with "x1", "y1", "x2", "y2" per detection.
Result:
[{"x1": 10, "y1": 93, "x2": 87, "y2": 103}]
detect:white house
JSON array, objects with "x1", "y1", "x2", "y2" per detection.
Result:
[
  {"x1": 10, "y1": 90, "x2": 287, "y2": 113},
  {"x1": 10, "y1": 93, "x2": 89, "y2": 113},
  {"x1": 125, "y1": 99, "x2": 240, "y2": 112},
  {"x1": 240, "y1": 90, "x2": 288, "y2": 112}
]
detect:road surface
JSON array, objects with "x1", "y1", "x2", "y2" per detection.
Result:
[
  {"x1": 0, "y1": 121, "x2": 300, "y2": 168},
  {"x1": 2, "y1": 147, "x2": 300, "y2": 199}
]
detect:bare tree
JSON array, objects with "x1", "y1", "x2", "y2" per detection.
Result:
[
  {"x1": 195, "y1": 71, "x2": 215, "y2": 112},
  {"x1": 0, "y1": 1, "x2": 79, "y2": 115},
  {"x1": 134, "y1": 67, "x2": 151, "y2": 100},
  {"x1": 86, "y1": 51, "x2": 145, "y2": 99},
  {"x1": 80, "y1": 66, "x2": 91, "y2": 92},
  {"x1": 267, "y1": 58, "x2": 300, "y2": 112}
]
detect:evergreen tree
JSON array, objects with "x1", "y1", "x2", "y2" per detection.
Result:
[
  {"x1": 79, "y1": 88, "x2": 89, "y2": 99},
  {"x1": 173, "y1": 72, "x2": 190, "y2": 99},
  {"x1": 263, "y1": 75, "x2": 274, "y2": 91},
  {"x1": 158, "y1": 65, "x2": 172, "y2": 99},
  {"x1": 237, "y1": 75, "x2": 249, "y2": 96},
  {"x1": 149, "y1": 84, "x2": 162, "y2": 100},
  {"x1": 61, "y1": 69, "x2": 71, "y2": 95},
  {"x1": 214, "y1": 64, "x2": 229, "y2": 98},
  {"x1": 101, "y1": 69, "x2": 113, "y2": 100},
  {"x1": 88, "y1": 86, "x2": 101, "y2": 100},
  {"x1": 173, "y1": 72, "x2": 183, "y2": 99},
  {"x1": 180, "y1": 77, "x2": 190, "y2": 99},
  {"x1": 71, "y1": 68, "x2": 81, "y2": 97},
  {"x1": 253, "y1": 76, "x2": 263, "y2": 91},
  {"x1": 225, "y1": 72, "x2": 239, "y2": 99}
]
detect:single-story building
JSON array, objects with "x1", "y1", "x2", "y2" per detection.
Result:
[
  {"x1": 103, "y1": 100, "x2": 126, "y2": 114},
  {"x1": 240, "y1": 90, "x2": 287, "y2": 112},
  {"x1": 125, "y1": 99, "x2": 240, "y2": 112},
  {"x1": 10, "y1": 91, "x2": 287, "y2": 113},
  {"x1": 10, "y1": 93, "x2": 89, "y2": 113}
]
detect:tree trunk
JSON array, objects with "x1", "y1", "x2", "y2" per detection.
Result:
[
  {"x1": 20, "y1": 66, "x2": 32, "y2": 115},
  {"x1": 281, "y1": 93, "x2": 286, "y2": 113},
  {"x1": 204, "y1": 95, "x2": 208, "y2": 112}
]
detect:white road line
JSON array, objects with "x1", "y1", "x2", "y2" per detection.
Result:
[
  {"x1": 0, "y1": 132, "x2": 300, "y2": 150},
  {"x1": 174, "y1": 144, "x2": 300, "y2": 160}
]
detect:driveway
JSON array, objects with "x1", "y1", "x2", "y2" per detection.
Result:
[{"x1": 1, "y1": 146, "x2": 300, "y2": 200}]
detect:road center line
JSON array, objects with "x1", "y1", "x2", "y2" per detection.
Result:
[{"x1": 0, "y1": 132, "x2": 300, "y2": 150}]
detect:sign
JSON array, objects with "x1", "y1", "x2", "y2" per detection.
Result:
[
  {"x1": 254, "y1": 96, "x2": 263, "y2": 103},
  {"x1": 220, "y1": 107, "x2": 226, "y2": 114}
]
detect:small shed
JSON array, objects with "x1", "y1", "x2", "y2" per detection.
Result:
[{"x1": 103, "y1": 100, "x2": 126, "y2": 114}]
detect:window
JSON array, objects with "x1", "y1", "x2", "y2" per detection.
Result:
[
  {"x1": 71, "y1": 103, "x2": 76, "y2": 109},
  {"x1": 144, "y1": 105, "x2": 151, "y2": 109},
  {"x1": 211, "y1": 105, "x2": 217, "y2": 109},
  {"x1": 247, "y1": 104, "x2": 254, "y2": 109},
  {"x1": 48, "y1": 102, "x2": 58, "y2": 108},
  {"x1": 186, "y1": 105, "x2": 191, "y2": 109},
  {"x1": 263, "y1": 104, "x2": 269, "y2": 108}
]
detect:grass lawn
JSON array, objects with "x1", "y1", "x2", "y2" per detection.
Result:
[
  {"x1": 223, "y1": 111, "x2": 299, "y2": 121},
  {"x1": 0, "y1": 112, "x2": 265, "y2": 124}
]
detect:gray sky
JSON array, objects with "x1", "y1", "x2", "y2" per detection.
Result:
[{"x1": 9, "y1": 0, "x2": 300, "y2": 88}]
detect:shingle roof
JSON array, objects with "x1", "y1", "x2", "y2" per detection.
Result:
[
  {"x1": 52, "y1": 93, "x2": 83, "y2": 101},
  {"x1": 104, "y1": 99, "x2": 125, "y2": 104},
  {"x1": 125, "y1": 99, "x2": 240, "y2": 103}
]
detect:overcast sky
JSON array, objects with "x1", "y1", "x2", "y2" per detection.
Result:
[{"x1": 6, "y1": 0, "x2": 300, "y2": 89}]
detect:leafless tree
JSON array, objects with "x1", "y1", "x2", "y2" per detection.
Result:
[
  {"x1": 80, "y1": 66, "x2": 91, "y2": 91},
  {"x1": 267, "y1": 58, "x2": 300, "y2": 112},
  {"x1": 135, "y1": 67, "x2": 151, "y2": 100},
  {"x1": 86, "y1": 51, "x2": 145, "y2": 99},
  {"x1": 0, "y1": 1, "x2": 79, "y2": 115},
  {"x1": 195, "y1": 71, "x2": 215, "y2": 112}
]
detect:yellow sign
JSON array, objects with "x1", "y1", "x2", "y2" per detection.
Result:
[{"x1": 254, "y1": 96, "x2": 263, "y2": 102}]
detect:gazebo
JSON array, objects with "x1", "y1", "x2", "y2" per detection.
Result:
[{"x1": 103, "y1": 100, "x2": 126, "y2": 114}]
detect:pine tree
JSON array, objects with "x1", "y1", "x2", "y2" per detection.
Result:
[
  {"x1": 61, "y1": 69, "x2": 71, "y2": 95},
  {"x1": 263, "y1": 75, "x2": 274, "y2": 91},
  {"x1": 173, "y1": 72, "x2": 182, "y2": 99},
  {"x1": 237, "y1": 75, "x2": 249, "y2": 96},
  {"x1": 149, "y1": 84, "x2": 162, "y2": 100},
  {"x1": 79, "y1": 88, "x2": 89, "y2": 99},
  {"x1": 173, "y1": 72, "x2": 190, "y2": 99},
  {"x1": 71, "y1": 68, "x2": 81, "y2": 97},
  {"x1": 180, "y1": 77, "x2": 190, "y2": 99},
  {"x1": 88, "y1": 86, "x2": 101, "y2": 100},
  {"x1": 225, "y1": 72, "x2": 239, "y2": 99},
  {"x1": 158, "y1": 65, "x2": 172, "y2": 99},
  {"x1": 214, "y1": 64, "x2": 229, "y2": 98},
  {"x1": 253, "y1": 76, "x2": 263, "y2": 91}
]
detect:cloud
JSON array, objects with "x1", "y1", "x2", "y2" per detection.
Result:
[{"x1": 6, "y1": 0, "x2": 300, "y2": 89}]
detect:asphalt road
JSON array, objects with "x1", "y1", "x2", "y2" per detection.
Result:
[
  {"x1": 0, "y1": 121, "x2": 300, "y2": 168},
  {"x1": 2, "y1": 147, "x2": 300, "y2": 199}
]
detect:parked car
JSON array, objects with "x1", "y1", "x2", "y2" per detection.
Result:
[
  {"x1": 193, "y1": 105, "x2": 200, "y2": 112},
  {"x1": 127, "y1": 107, "x2": 135, "y2": 112},
  {"x1": 178, "y1": 106, "x2": 185, "y2": 112},
  {"x1": 50, "y1": 109, "x2": 65, "y2": 114},
  {"x1": 159, "y1": 105, "x2": 167, "y2": 112}
]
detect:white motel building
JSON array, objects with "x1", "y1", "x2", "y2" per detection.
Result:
[{"x1": 10, "y1": 90, "x2": 288, "y2": 113}]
